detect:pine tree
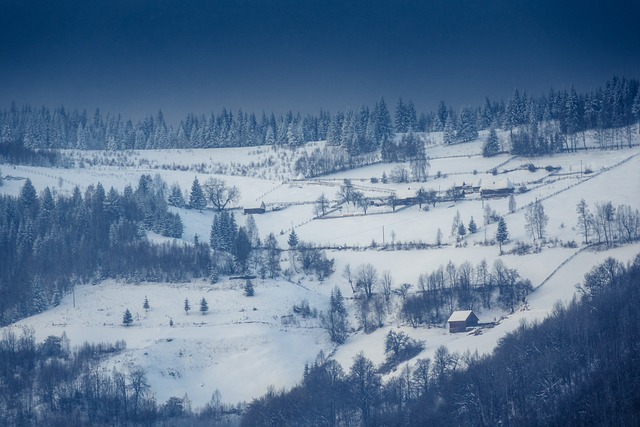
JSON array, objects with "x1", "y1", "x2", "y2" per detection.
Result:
[
  {"x1": 483, "y1": 128, "x2": 500, "y2": 157},
  {"x1": 199, "y1": 297, "x2": 209, "y2": 315},
  {"x1": 184, "y1": 298, "x2": 191, "y2": 315},
  {"x1": 496, "y1": 217, "x2": 509, "y2": 254},
  {"x1": 189, "y1": 177, "x2": 207, "y2": 210},
  {"x1": 234, "y1": 227, "x2": 252, "y2": 270},
  {"x1": 395, "y1": 98, "x2": 407, "y2": 133},
  {"x1": 406, "y1": 99, "x2": 418, "y2": 131},
  {"x1": 457, "y1": 107, "x2": 478, "y2": 142},
  {"x1": 168, "y1": 183, "x2": 185, "y2": 208},
  {"x1": 245, "y1": 214, "x2": 260, "y2": 247},
  {"x1": 437, "y1": 101, "x2": 448, "y2": 131},
  {"x1": 457, "y1": 222, "x2": 467, "y2": 240},
  {"x1": 143, "y1": 296, "x2": 150, "y2": 312},
  {"x1": 244, "y1": 279, "x2": 255, "y2": 296},
  {"x1": 123, "y1": 309, "x2": 133, "y2": 326},
  {"x1": 468, "y1": 217, "x2": 478, "y2": 234},
  {"x1": 265, "y1": 233, "x2": 281, "y2": 278},
  {"x1": 374, "y1": 98, "x2": 394, "y2": 144},
  {"x1": 210, "y1": 211, "x2": 238, "y2": 252},
  {"x1": 443, "y1": 113, "x2": 455, "y2": 145},
  {"x1": 288, "y1": 229, "x2": 299, "y2": 248},
  {"x1": 19, "y1": 178, "x2": 39, "y2": 216},
  {"x1": 30, "y1": 275, "x2": 48, "y2": 314},
  {"x1": 633, "y1": 91, "x2": 640, "y2": 135},
  {"x1": 263, "y1": 125, "x2": 274, "y2": 145},
  {"x1": 321, "y1": 286, "x2": 349, "y2": 344}
]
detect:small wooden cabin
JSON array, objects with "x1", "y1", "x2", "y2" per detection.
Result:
[
  {"x1": 480, "y1": 178, "x2": 514, "y2": 198},
  {"x1": 447, "y1": 310, "x2": 479, "y2": 333},
  {"x1": 393, "y1": 189, "x2": 420, "y2": 206},
  {"x1": 243, "y1": 201, "x2": 266, "y2": 215}
]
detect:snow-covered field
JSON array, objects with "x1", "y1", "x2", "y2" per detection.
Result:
[{"x1": 2, "y1": 133, "x2": 639, "y2": 408}]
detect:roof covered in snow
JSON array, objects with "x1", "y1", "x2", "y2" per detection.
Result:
[
  {"x1": 447, "y1": 310, "x2": 476, "y2": 323},
  {"x1": 481, "y1": 177, "x2": 513, "y2": 191}
]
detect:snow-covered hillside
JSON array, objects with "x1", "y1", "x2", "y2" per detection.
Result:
[{"x1": 2, "y1": 132, "x2": 639, "y2": 408}]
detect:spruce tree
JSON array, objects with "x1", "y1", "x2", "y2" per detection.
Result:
[
  {"x1": 496, "y1": 217, "x2": 509, "y2": 254},
  {"x1": 443, "y1": 113, "x2": 455, "y2": 145},
  {"x1": 168, "y1": 183, "x2": 185, "y2": 208},
  {"x1": 265, "y1": 233, "x2": 281, "y2": 278},
  {"x1": 374, "y1": 98, "x2": 394, "y2": 144},
  {"x1": 321, "y1": 286, "x2": 349, "y2": 344},
  {"x1": 123, "y1": 309, "x2": 133, "y2": 326},
  {"x1": 189, "y1": 177, "x2": 207, "y2": 210},
  {"x1": 143, "y1": 296, "x2": 150, "y2": 312},
  {"x1": 483, "y1": 128, "x2": 500, "y2": 157},
  {"x1": 395, "y1": 98, "x2": 407, "y2": 133},
  {"x1": 468, "y1": 217, "x2": 478, "y2": 234},
  {"x1": 199, "y1": 297, "x2": 209, "y2": 315},
  {"x1": 184, "y1": 298, "x2": 191, "y2": 315},
  {"x1": 458, "y1": 222, "x2": 467, "y2": 239},
  {"x1": 244, "y1": 279, "x2": 255, "y2": 296},
  {"x1": 30, "y1": 275, "x2": 48, "y2": 314},
  {"x1": 288, "y1": 229, "x2": 299, "y2": 248},
  {"x1": 458, "y1": 107, "x2": 478, "y2": 142}
]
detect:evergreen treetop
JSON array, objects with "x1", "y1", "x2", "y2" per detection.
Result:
[
  {"x1": 288, "y1": 229, "x2": 299, "y2": 248},
  {"x1": 199, "y1": 297, "x2": 209, "y2": 314},
  {"x1": 189, "y1": 177, "x2": 207, "y2": 210},
  {"x1": 123, "y1": 309, "x2": 133, "y2": 326}
]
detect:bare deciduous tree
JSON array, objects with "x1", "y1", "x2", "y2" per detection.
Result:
[
  {"x1": 355, "y1": 263, "x2": 379, "y2": 300},
  {"x1": 204, "y1": 178, "x2": 240, "y2": 211}
]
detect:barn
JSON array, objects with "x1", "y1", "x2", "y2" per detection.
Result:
[
  {"x1": 480, "y1": 178, "x2": 514, "y2": 198},
  {"x1": 243, "y1": 201, "x2": 266, "y2": 215},
  {"x1": 447, "y1": 310, "x2": 479, "y2": 333},
  {"x1": 393, "y1": 189, "x2": 420, "y2": 206}
]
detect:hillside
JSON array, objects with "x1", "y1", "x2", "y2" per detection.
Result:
[{"x1": 1, "y1": 130, "x2": 640, "y2": 409}]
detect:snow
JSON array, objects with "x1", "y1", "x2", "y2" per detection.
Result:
[{"x1": 2, "y1": 131, "x2": 639, "y2": 408}]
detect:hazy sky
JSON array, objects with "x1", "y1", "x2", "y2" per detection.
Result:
[{"x1": 1, "y1": 0, "x2": 639, "y2": 123}]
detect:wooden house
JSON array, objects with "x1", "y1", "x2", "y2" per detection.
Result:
[
  {"x1": 480, "y1": 178, "x2": 514, "y2": 198},
  {"x1": 393, "y1": 189, "x2": 420, "y2": 206},
  {"x1": 243, "y1": 201, "x2": 266, "y2": 215},
  {"x1": 447, "y1": 310, "x2": 479, "y2": 333}
]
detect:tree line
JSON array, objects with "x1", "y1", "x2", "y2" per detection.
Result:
[{"x1": 1, "y1": 76, "x2": 637, "y2": 158}]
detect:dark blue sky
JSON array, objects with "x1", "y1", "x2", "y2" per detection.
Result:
[{"x1": 1, "y1": 0, "x2": 639, "y2": 123}]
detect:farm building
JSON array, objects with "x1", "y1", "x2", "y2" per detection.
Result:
[
  {"x1": 393, "y1": 189, "x2": 420, "y2": 206},
  {"x1": 480, "y1": 178, "x2": 514, "y2": 198},
  {"x1": 447, "y1": 310, "x2": 479, "y2": 333},
  {"x1": 243, "y1": 201, "x2": 266, "y2": 215},
  {"x1": 453, "y1": 181, "x2": 476, "y2": 194}
]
